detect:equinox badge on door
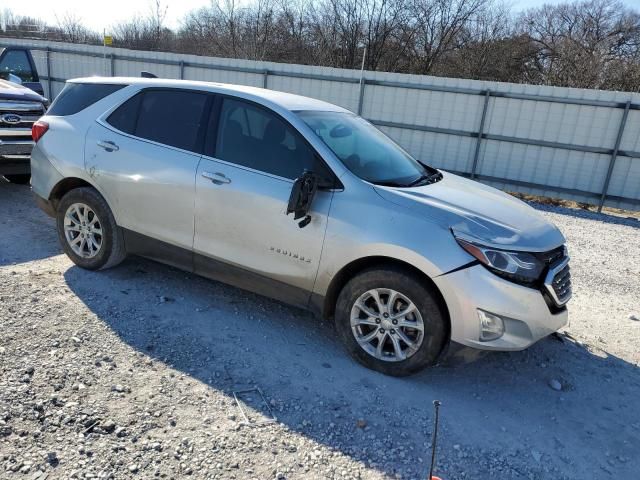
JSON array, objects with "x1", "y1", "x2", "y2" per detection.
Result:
[{"x1": 270, "y1": 246, "x2": 312, "y2": 263}]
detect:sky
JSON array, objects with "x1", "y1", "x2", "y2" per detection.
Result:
[{"x1": 4, "y1": 0, "x2": 640, "y2": 33}]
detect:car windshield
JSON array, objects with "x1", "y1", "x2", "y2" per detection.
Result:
[{"x1": 297, "y1": 110, "x2": 437, "y2": 187}]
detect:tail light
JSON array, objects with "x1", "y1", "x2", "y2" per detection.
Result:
[{"x1": 32, "y1": 121, "x2": 49, "y2": 143}]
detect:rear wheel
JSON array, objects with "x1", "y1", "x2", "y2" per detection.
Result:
[
  {"x1": 4, "y1": 174, "x2": 30, "y2": 184},
  {"x1": 335, "y1": 266, "x2": 447, "y2": 376},
  {"x1": 56, "y1": 187, "x2": 126, "y2": 270}
]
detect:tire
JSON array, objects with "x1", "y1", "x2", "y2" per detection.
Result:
[
  {"x1": 4, "y1": 174, "x2": 30, "y2": 184},
  {"x1": 335, "y1": 266, "x2": 448, "y2": 376},
  {"x1": 56, "y1": 187, "x2": 126, "y2": 270}
]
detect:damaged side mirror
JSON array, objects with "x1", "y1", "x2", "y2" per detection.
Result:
[{"x1": 286, "y1": 171, "x2": 318, "y2": 228}]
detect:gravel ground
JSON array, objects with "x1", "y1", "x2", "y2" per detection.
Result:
[{"x1": 1, "y1": 180, "x2": 639, "y2": 480}]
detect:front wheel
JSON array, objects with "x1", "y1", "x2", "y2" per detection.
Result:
[
  {"x1": 335, "y1": 266, "x2": 448, "y2": 376},
  {"x1": 56, "y1": 187, "x2": 126, "y2": 270}
]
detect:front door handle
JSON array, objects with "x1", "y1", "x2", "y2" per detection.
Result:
[
  {"x1": 202, "y1": 171, "x2": 231, "y2": 185},
  {"x1": 97, "y1": 140, "x2": 119, "y2": 152}
]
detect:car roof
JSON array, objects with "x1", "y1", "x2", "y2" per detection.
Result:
[{"x1": 69, "y1": 77, "x2": 351, "y2": 113}]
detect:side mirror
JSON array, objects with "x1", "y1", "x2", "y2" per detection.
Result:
[
  {"x1": 8, "y1": 73, "x2": 23, "y2": 85},
  {"x1": 286, "y1": 171, "x2": 318, "y2": 228}
]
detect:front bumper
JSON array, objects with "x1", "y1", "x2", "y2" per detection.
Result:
[
  {"x1": 434, "y1": 264, "x2": 568, "y2": 351},
  {"x1": 0, "y1": 138, "x2": 33, "y2": 174}
]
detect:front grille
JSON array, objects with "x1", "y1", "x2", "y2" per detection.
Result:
[
  {"x1": 544, "y1": 257, "x2": 572, "y2": 307},
  {"x1": 551, "y1": 263, "x2": 571, "y2": 302},
  {"x1": 0, "y1": 114, "x2": 41, "y2": 129},
  {"x1": 0, "y1": 101, "x2": 45, "y2": 142}
]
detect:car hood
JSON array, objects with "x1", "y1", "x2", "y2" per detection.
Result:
[
  {"x1": 0, "y1": 79, "x2": 45, "y2": 103},
  {"x1": 374, "y1": 171, "x2": 565, "y2": 252}
]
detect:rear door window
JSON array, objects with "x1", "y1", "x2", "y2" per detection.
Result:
[
  {"x1": 48, "y1": 83, "x2": 126, "y2": 116},
  {"x1": 0, "y1": 50, "x2": 35, "y2": 82},
  {"x1": 135, "y1": 90, "x2": 208, "y2": 151},
  {"x1": 117, "y1": 89, "x2": 208, "y2": 153}
]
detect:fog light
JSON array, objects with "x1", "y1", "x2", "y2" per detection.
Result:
[{"x1": 477, "y1": 310, "x2": 505, "y2": 341}]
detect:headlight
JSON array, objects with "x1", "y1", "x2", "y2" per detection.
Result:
[{"x1": 453, "y1": 233, "x2": 544, "y2": 285}]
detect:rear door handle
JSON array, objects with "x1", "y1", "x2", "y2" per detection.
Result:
[
  {"x1": 97, "y1": 140, "x2": 119, "y2": 152},
  {"x1": 202, "y1": 171, "x2": 231, "y2": 185}
]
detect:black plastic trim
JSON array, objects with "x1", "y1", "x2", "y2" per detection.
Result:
[
  {"x1": 122, "y1": 228, "x2": 312, "y2": 310},
  {"x1": 123, "y1": 229, "x2": 193, "y2": 271},
  {"x1": 33, "y1": 192, "x2": 56, "y2": 217}
]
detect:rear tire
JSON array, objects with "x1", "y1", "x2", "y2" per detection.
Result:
[
  {"x1": 335, "y1": 266, "x2": 447, "y2": 376},
  {"x1": 56, "y1": 187, "x2": 126, "y2": 270},
  {"x1": 4, "y1": 174, "x2": 30, "y2": 184}
]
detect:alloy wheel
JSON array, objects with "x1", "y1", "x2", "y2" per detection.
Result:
[
  {"x1": 63, "y1": 203, "x2": 103, "y2": 259},
  {"x1": 350, "y1": 288, "x2": 425, "y2": 362}
]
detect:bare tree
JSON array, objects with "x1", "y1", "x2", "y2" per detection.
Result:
[
  {"x1": 112, "y1": 0, "x2": 172, "y2": 50},
  {"x1": 1, "y1": 1, "x2": 639, "y2": 92},
  {"x1": 243, "y1": 0, "x2": 276, "y2": 60},
  {"x1": 410, "y1": 0, "x2": 490, "y2": 74},
  {"x1": 0, "y1": 9, "x2": 48, "y2": 39},
  {"x1": 520, "y1": 0, "x2": 640, "y2": 89},
  {"x1": 149, "y1": 0, "x2": 169, "y2": 43},
  {"x1": 56, "y1": 12, "x2": 93, "y2": 43},
  {"x1": 437, "y1": 3, "x2": 539, "y2": 82}
]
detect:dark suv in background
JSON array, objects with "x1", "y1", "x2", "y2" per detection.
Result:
[{"x1": 0, "y1": 47, "x2": 47, "y2": 184}]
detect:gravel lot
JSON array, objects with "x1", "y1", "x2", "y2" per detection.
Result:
[{"x1": 1, "y1": 180, "x2": 639, "y2": 480}]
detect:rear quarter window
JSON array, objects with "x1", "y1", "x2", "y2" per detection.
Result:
[
  {"x1": 106, "y1": 92, "x2": 142, "y2": 134},
  {"x1": 47, "y1": 83, "x2": 126, "y2": 116}
]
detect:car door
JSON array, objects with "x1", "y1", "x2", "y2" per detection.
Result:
[
  {"x1": 0, "y1": 48, "x2": 44, "y2": 95},
  {"x1": 194, "y1": 96, "x2": 336, "y2": 307},
  {"x1": 85, "y1": 88, "x2": 210, "y2": 256}
]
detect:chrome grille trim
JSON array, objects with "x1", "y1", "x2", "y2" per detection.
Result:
[
  {"x1": 0, "y1": 129, "x2": 33, "y2": 137},
  {"x1": 0, "y1": 103, "x2": 43, "y2": 148},
  {"x1": 0, "y1": 101, "x2": 46, "y2": 112},
  {"x1": 544, "y1": 256, "x2": 572, "y2": 306}
]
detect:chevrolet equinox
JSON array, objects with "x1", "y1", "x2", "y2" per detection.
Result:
[{"x1": 31, "y1": 78, "x2": 571, "y2": 376}]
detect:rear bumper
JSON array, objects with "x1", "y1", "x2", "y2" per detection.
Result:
[
  {"x1": 434, "y1": 265, "x2": 569, "y2": 351},
  {"x1": 33, "y1": 192, "x2": 56, "y2": 218}
]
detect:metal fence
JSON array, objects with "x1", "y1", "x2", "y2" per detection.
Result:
[{"x1": 3, "y1": 37, "x2": 640, "y2": 211}]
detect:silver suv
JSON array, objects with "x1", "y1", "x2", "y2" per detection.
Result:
[{"x1": 31, "y1": 78, "x2": 571, "y2": 376}]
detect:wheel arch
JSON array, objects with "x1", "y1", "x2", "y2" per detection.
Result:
[
  {"x1": 49, "y1": 177, "x2": 97, "y2": 211},
  {"x1": 319, "y1": 256, "x2": 451, "y2": 334}
]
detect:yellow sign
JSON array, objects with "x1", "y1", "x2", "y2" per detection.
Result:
[{"x1": 103, "y1": 36, "x2": 113, "y2": 46}]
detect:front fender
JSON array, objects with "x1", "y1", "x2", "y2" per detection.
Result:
[{"x1": 313, "y1": 184, "x2": 473, "y2": 297}]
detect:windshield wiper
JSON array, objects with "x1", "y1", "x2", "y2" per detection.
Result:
[
  {"x1": 374, "y1": 170, "x2": 442, "y2": 188},
  {"x1": 407, "y1": 171, "x2": 442, "y2": 187}
]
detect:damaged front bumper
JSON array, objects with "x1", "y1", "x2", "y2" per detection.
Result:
[{"x1": 434, "y1": 264, "x2": 569, "y2": 352}]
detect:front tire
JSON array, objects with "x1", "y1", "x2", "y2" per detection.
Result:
[
  {"x1": 335, "y1": 266, "x2": 448, "y2": 376},
  {"x1": 56, "y1": 187, "x2": 126, "y2": 270},
  {"x1": 4, "y1": 174, "x2": 30, "y2": 184}
]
